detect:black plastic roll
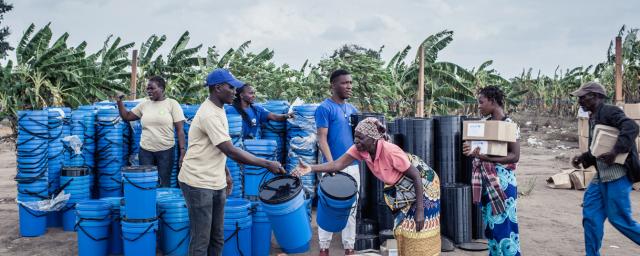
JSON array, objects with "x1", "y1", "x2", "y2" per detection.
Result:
[
  {"x1": 376, "y1": 203, "x2": 394, "y2": 231},
  {"x1": 411, "y1": 117, "x2": 435, "y2": 167},
  {"x1": 441, "y1": 183, "x2": 472, "y2": 245},
  {"x1": 393, "y1": 118, "x2": 406, "y2": 149},
  {"x1": 434, "y1": 116, "x2": 463, "y2": 185},
  {"x1": 460, "y1": 116, "x2": 480, "y2": 184},
  {"x1": 402, "y1": 118, "x2": 414, "y2": 154},
  {"x1": 472, "y1": 203, "x2": 486, "y2": 240},
  {"x1": 386, "y1": 120, "x2": 397, "y2": 135}
]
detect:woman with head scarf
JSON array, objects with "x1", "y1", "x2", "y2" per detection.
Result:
[
  {"x1": 462, "y1": 86, "x2": 521, "y2": 256},
  {"x1": 293, "y1": 117, "x2": 441, "y2": 255}
]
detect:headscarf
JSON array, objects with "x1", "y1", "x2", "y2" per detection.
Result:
[{"x1": 355, "y1": 117, "x2": 389, "y2": 141}]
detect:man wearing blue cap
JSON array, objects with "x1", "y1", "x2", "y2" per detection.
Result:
[{"x1": 178, "y1": 68, "x2": 286, "y2": 256}]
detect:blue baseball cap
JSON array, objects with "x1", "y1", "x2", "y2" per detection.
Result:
[{"x1": 204, "y1": 68, "x2": 244, "y2": 88}]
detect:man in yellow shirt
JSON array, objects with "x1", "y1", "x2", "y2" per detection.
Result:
[{"x1": 178, "y1": 68, "x2": 285, "y2": 256}]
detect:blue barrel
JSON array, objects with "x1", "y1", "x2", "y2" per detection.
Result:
[
  {"x1": 159, "y1": 198, "x2": 190, "y2": 256},
  {"x1": 60, "y1": 167, "x2": 92, "y2": 231},
  {"x1": 244, "y1": 139, "x2": 278, "y2": 197},
  {"x1": 316, "y1": 172, "x2": 358, "y2": 232},
  {"x1": 223, "y1": 213, "x2": 252, "y2": 256},
  {"x1": 122, "y1": 166, "x2": 158, "y2": 219},
  {"x1": 259, "y1": 176, "x2": 311, "y2": 253},
  {"x1": 251, "y1": 202, "x2": 272, "y2": 256},
  {"x1": 101, "y1": 197, "x2": 123, "y2": 254},
  {"x1": 122, "y1": 218, "x2": 158, "y2": 256},
  {"x1": 75, "y1": 200, "x2": 112, "y2": 256}
]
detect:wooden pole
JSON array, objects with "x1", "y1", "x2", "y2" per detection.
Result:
[
  {"x1": 615, "y1": 36, "x2": 623, "y2": 104},
  {"x1": 416, "y1": 45, "x2": 425, "y2": 117},
  {"x1": 130, "y1": 50, "x2": 138, "y2": 100}
]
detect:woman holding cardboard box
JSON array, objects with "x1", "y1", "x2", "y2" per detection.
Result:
[{"x1": 463, "y1": 86, "x2": 521, "y2": 256}]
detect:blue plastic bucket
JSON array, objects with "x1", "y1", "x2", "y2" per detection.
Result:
[
  {"x1": 18, "y1": 202, "x2": 48, "y2": 237},
  {"x1": 75, "y1": 200, "x2": 112, "y2": 256},
  {"x1": 259, "y1": 176, "x2": 311, "y2": 254},
  {"x1": 244, "y1": 168, "x2": 274, "y2": 197},
  {"x1": 158, "y1": 198, "x2": 189, "y2": 256},
  {"x1": 316, "y1": 173, "x2": 358, "y2": 232},
  {"x1": 61, "y1": 203, "x2": 77, "y2": 231},
  {"x1": 122, "y1": 219, "x2": 158, "y2": 256},
  {"x1": 47, "y1": 211, "x2": 62, "y2": 228},
  {"x1": 101, "y1": 197, "x2": 123, "y2": 255},
  {"x1": 122, "y1": 166, "x2": 158, "y2": 219},
  {"x1": 251, "y1": 202, "x2": 272, "y2": 256},
  {"x1": 223, "y1": 215, "x2": 252, "y2": 256},
  {"x1": 224, "y1": 198, "x2": 251, "y2": 219}
]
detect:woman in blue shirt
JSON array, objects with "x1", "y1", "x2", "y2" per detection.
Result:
[{"x1": 231, "y1": 83, "x2": 292, "y2": 139}]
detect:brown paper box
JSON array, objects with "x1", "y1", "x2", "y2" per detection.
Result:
[
  {"x1": 584, "y1": 170, "x2": 596, "y2": 185},
  {"x1": 463, "y1": 121, "x2": 517, "y2": 142},
  {"x1": 578, "y1": 118, "x2": 589, "y2": 137},
  {"x1": 590, "y1": 130, "x2": 628, "y2": 164},
  {"x1": 624, "y1": 103, "x2": 640, "y2": 119},
  {"x1": 547, "y1": 169, "x2": 574, "y2": 189},
  {"x1": 469, "y1": 140, "x2": 508, "y2": 156}
]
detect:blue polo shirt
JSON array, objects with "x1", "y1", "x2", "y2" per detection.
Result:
[
  {"x1": 226, "y1": 105, "x2": 270, "y2": 139},
  {"x1": 315, "y1": 98, "x2": 358, "y2": 164}
]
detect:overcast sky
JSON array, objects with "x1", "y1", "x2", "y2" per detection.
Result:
[{"x1": 4, "y1": 0, "x2": 639, "y2": 78}]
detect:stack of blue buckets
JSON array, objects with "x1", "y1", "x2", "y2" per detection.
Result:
[
  {"x1": 15, "y1": 110, "x2": 50, "y2": 237},
  {"x1": 123, "y1": 101, "x2": 142, "y2": 166},
  {"x1": 286, "y1": 104, "x2": 320, "y2": 199},
  {"x1": 75, "y1": 199, "x2": 113, "y2": 256},
  {"x1": 260, "y1": 100, "x2": 289, "y2": 163},
  {"x1": 96, "y1": 108, "x2": 124, "y2": 197},
  {"x1": 121, "y1": 165, "x2": 158, "y2": 256},
  {"x1": 157, "y1": 188, "x2": 189, "y2": 256},
  {"x1": 45, "y1": 107, "x2": 65, "y2": 227},
  {"x1": 225, "y1": 105, "x2": 244, "y2": 198},
  {"x1": 223, "y1": 199, "x2": 253, "y2": 256},
  {"x1": 60, "y1": 167, "x2": 92, "y2": 231},
  {"x1": 243, "y1": 139, "x2": 278, "y2": 199}
]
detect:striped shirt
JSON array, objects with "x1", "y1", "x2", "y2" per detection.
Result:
[{"x1": 589, "y1": 119, "x2": 627, "y2": 183}]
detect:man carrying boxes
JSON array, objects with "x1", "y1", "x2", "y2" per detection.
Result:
[{"x1": 570, "y1": 82, "x2": 640, "y2": 256}]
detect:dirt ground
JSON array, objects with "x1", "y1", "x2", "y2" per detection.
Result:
[{"x1": 0, "y1": 116, "x2": 639, "y2": 256}]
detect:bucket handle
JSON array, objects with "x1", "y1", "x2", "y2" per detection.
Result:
[
  {"x1": 74, "y1": 217, "x2": 111, "y2": 241},
  {"x1": 164, "y1": 230, "x2": 190, "y2": 256},
  {"x1": 122, "y1": 174, "x2": 157, "y2": 190},
  {"x1": 223, "y1": 221, "x2": 245, "y2": 256},
  {"x1": 121, "y1": 222, "x2": 156, "y2": 242},
  {"x1": 19, "y1": 204, "x2": 49, "y2": 217}
]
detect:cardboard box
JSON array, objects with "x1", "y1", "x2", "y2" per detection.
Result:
[
  {"x1": 470, "y1": 140, "x2": 508, "y2": 156},
  {"x1": 578, "y1": 107, "x2": 590, "y2": 118},
  {"x1": 637, "y1": 137, "x2": 640, "y2": 150},
  {"x1": 547, "y1": 169, "x2": 574, "y2": 189},
  {"x1": 570, "y1": 169, "x2": 597, "y2": 190},
  {"x1": 579, "y1": 136, "x2": 589, "y2": 153},
  {"x1": 590, "y1": 130, "x2": 628, "y2": 164},
  {"x1": 578, "y1": 118, "x2": 589, "y2": 137},
  {"x1": 463, "y1": 120, "x2": 517, "y2": 142},
  {"x1": 593, "y1": 124, "x2": 619, "y2": 136},
  {"x1": 624, "y1": 103, "x2": 640, "y2": 119},
  {"x1": 584, "y1": 170, "x2": 596, "y2": 185},
  {"x1": 381, "y1": 239, "x2": 398, "y2": 256}
]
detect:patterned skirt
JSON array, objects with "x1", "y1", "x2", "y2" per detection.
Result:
[{"x1": 482, "y1": 164, "x2": 520, "y2": 256}]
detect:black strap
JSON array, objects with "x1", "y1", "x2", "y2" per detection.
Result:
[
  {"x1": 223, "y1": 221, "x2": 245, "y2": 256},
  {"x1": 75, "y1": 217, "x2": 110, "y2": 241},
  {"x1": 122, "y1": 175, "x2": 156, "y2": 190},
  {"x1": 122, "y1": 222, "x2": 156, "y2": 242},
  {"x1": 163, "y1": 229, "x2": 190, "y2": 255}
]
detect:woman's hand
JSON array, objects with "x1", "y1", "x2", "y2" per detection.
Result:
[
  {"x1": 291, "y1": 160, "x2": 312, "y2": 177},
  {"x1": 114, "y1": 91, "x2": 126, "y2": 102},
  {"x1": 462, "y1": 142, "x2": 473, "y2": 156}
]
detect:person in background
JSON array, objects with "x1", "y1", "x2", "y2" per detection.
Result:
[
  {"x1": 294, "y1": 117, "x2": 441, "y2": 256},
  {"x1": 230, "y1": 83, "x2": 292, "y2": 140},
  {"x1": 314, "y1": 69, "x2": 359, "y2": 256},
  {"x1": 462, "y1": 86, "x2": 521, "y2": 256},
  {"x1": 116, "y1": 76, "x2": 186, "y2": 187},
  {"x1": 570, "y1": 82, "x2": 640, "y2": 256},
  {"x1": 178, "y1": 68, "x2": 285, "y2": 256}
]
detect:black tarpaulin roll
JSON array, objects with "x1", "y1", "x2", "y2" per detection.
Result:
[
  {"x1": 434, "y1": 116, "x2": 463, "y2": 185},
  {"x1": 403, "y1": 118, "x2": 415, "y2": 154},
  {"x1": 472, "y1": 203, "x2": 486, "y2": 239},
  {"x1": 441, "y1": 183, "x2": 472, "y2": 245},
  {"x1": 411, "y1": 117, "x2": 435, "y2": 167},
  {"x1": 386, "y1": 120, "x2": 397, "y2": 135},
  {"x1": 460, "y1": 116, "x2": 480, "y2": 184},
  {"x1": 393, "y1": 118, "x2": 406, "y2": 149}
]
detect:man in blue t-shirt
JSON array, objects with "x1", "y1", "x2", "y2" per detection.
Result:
[
  {"x1": 314, "y1": 69, "x2": 359, "y2": 256},
  {"x1": 230, "y1": 83, "x2": 292, "y2": 140}
]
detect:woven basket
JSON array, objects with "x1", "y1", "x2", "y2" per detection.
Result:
[{"x1": 395, "y1": 226, "x2": 441, "y2": 256}]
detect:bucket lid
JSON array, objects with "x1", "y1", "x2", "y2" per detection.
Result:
[
  {"x1": 259, "y1": 175, "x2": 302, "y2": 204},
  {"x1": 319, "y1": 172, "x2": 357, "y2": 200},
  {"x1": 61, "y1": 167, "x2": 89, "y2": 176},
  {"x1": 121, "y1": 165, "x2": 157, "y2": 173}
]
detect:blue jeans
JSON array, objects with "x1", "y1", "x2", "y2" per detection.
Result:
[
  {"x1": 139, "y1": 147, "x2": 174, "y2": 187},
  {"x1": 180, "y1": 182, "x2": 226, "y2": 256},
  {"x1": 583, "y1": 176, "x2": 640, "y2": 256}
]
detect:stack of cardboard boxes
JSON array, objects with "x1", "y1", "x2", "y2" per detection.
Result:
[
  {"x1": 462, "y1": 120, "x2": 518, "y2": 156},
  {"x1": 624, "y1": 103, "x2": 640, "y2": 153},
  {"x1": 578, "y1": 107, "x2": 590, "y2": 153}
]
